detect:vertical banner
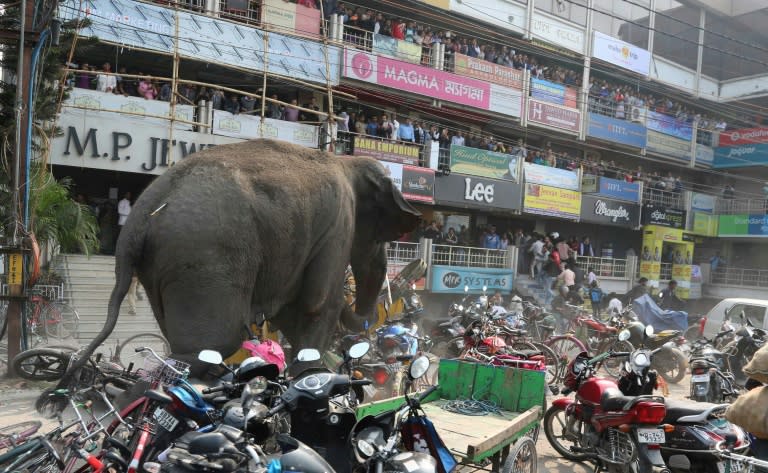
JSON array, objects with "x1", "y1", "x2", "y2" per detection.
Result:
[{"x1": 639, "y1": 231, "x2": 661, "y2": 288}]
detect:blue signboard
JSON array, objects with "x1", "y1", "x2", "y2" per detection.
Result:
[
  {"x1": 530, "y1": 78, "x2": 577, "y2": 107},
  {"x1": 596, "y1": 177, "x2": 641, "y2": 203},
  {"x1": 714, "y1": 143, "x2": 768, "y2": 169},
  {"x1": 646, "y1": 111, "x2": 693, "y2": 141},
  {"x1": 587, "y1": 113, "x2": 647, "y2": 149},
  {"x1": 430, "y1": 265, "x2": 515, "y2": 294}
]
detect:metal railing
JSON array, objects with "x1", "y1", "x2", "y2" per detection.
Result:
[
  {"x1": 217, "y1": 0, "x2": 261, "y2": 25},
  {"x1": 576, "y1": 256, "x2": 629, "y2": 279},
  {"x1": 660, "y1": 263, "x2": 673, "y2": 282},
  {"x1": 711, "y1": 267, "x2": 768, "y2": 287},
  {"x1": 341, "y1": 24, "x2": 372, "y2": 51},
  {"x1": 431, "y1": 244, "x2": 510, "y2": 268},
  {"x1": 386, "y1": 241, "x2": 421, "y2": 265},
  {"x1": 642, "y1": 186, "x2": 683, "y2": 208},
  {"x1": 716, "y1": 198, "x2": 768, "y2": 215}
]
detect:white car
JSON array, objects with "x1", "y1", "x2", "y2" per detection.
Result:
[{"x1": 700, "y1": 298, "x2": 768, "y2": 340}]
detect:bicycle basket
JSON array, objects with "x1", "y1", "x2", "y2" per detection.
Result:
[
  {"x1": 137, "y1": 356, "x2": 189, "y2": 386},
  {"x1": 29, "y1": 284, "x2": 63, "y2": 301}
]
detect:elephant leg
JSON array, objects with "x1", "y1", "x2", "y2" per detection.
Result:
[{"x1": 159, "y1": 281, "x2": 249, "y2": 377}]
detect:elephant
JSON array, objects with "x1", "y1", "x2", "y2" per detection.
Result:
[{"x1": 51, "y1": 139, "x2": 420, "y2": 394}]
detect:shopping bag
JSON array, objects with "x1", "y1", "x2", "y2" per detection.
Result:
[{"x1": 401, "y1": 409, "x2": 457, "y2": 473}]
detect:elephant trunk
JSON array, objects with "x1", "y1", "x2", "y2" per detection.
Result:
[{"x1": 343, "y1": 242, "x2": 387, "y2": 331}]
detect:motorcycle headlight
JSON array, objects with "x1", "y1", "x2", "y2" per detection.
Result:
[
  {"x1": 410, "y1": 294, "x2": 421, "y2": 307},
  {"x1": 457, "y1": 305, "x2": 464, "y2": 312},
  {"x1": 357, "y1": 439, "x2": 375, "y2": 458},
  {"x1": 632, "y1": 352, "x2": 650, "y2": 369}
]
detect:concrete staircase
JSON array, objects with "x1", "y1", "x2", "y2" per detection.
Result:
[
  {"x1": 51, "y1": 254, "x2": 162, "y2": 347},
  {"x1": 514, "y1": 274, "x2": 552, "y2": 306}
]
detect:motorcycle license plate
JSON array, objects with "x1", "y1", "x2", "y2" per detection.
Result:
[
  {"x1": 691, "y1": 374, "x2": 710, "y2": 382},
  {"x1": 717, "y1": 461, "x2": 727, "y2": 473},
  {"x1": 636, "y1": 428, "x2": 665, "y2": 444},
  {"x1": 153, "y1": 407, "x2": 179, "y2": 432}
]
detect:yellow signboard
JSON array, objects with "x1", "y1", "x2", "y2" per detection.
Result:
[
  {"x1": 7, "y1": 253, "x2": 22, "y2": 285},
  {"x1": 692, "y1": 212, "x2": 718, "y2": 237},
  {"x1": 523, "y1": 184, "x2": 581, "y2": 220}
]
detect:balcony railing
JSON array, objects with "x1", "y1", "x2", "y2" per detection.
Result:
[
  {"x1": 716, "y1": 198, "x2": 768, "y2": 215},
  {"x1": 711, "y1": 267, "x2": 768, "y2": 287},
  {"x1": 217, "y1": 0, "x2": 261, "y2": 25},
  {"x1": 386, "y1": 241, "x2": 421, "y2": 265},
  {"x1": 642, "y1": 186, "x2": 683, "y2": 209},
  {"x1": 576, "y1": 256, "x2": 629, "y2": 279},
  {"x1": 431, "y1": 244, "x2": 510, "y2": 268},
  {"x1": 660, "y1": 263, "x2": 673, "y2": 282}
]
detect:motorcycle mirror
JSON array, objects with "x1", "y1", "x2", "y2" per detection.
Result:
[
  {"x1": 247, "y1": 376, "x2": 268, "y2": 395},
  {"x1": 409, "y1": 355, "x2": 430, "y2": 380},
  {"x1": 658, "y1": 292, "x2": 664, "y2": 298},
  {"x1": 296, "y1": 348, "x2": 321, "y2": 362},
  {"x1": 618, "y1": 329, "x2": 631, "y2": 342},
  {"x1": 348, "y1": 341, "x2": 370, "y2": 360},
  {"x1": 464, "y1": 285, "x2": 469, "y2": 293},
  {"x1": 645, "y1": 325, "x2": 655, "y2": 337},
  {"x1": 198, "y1": 350, "x2": 224, "y2": 365}
]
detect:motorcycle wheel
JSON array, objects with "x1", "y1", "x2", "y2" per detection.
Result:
[
  {"x1": 601, "y1": 340, "x2": 634, "y2": 378},
  {"x1": 543, "y1": 405, "x2": 590, "y2": 461},
  {"x1": 653, "y1": 347, "x2": 687, "y2": 384},
  {"x1": 683, "y1": 325, "x2": 703, "y2": 343},
  {"x1": 11, "y1": 348, "x2": 71, "y2": 381}
]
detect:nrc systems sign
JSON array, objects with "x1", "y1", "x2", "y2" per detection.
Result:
[{"x1": 430, "y1": 265, "x2": 514, "y2": 294}]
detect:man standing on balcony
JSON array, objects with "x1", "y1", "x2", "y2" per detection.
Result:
[
  {"x1": 96, "y1": 62, "x2": 117, "y2": 93},
  {"x1": 451, "y1": 130, "x2": 465, "y2": 147},
  {"x1": 579, "y1": 236, "x2": 594, "y2": 257},
  {"x1": 397, "y1": 118, "x2": 414, "y2": 143},
  {"x1": 483, "y1": 225, "x2": 501, "y2": 250}
]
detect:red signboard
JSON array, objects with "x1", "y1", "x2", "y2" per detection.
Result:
[
  {"x1": 718, "y1": 127, "x2": 768, "y2": 147},
  {"x1": 527, "y1": 99, "x2": 581, "y2": 133},
  {"x1": 401, "y1": 166, "x2": 435, "y2": 204}
]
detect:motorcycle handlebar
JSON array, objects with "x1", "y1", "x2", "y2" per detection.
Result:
[
  {"x1": 266, "y1": 402, "x2": 284, "y2": 417},
  {"x1": 611, "y1": 352, "x2": 631, "y2": 358},
  {"x1": 418, "y1": 385, "x2": 439, "y2": 402},
  {"x1": 351, "y1": 379, "x2": 372, "y2": 386},
  {"x1": 714, "y1": 329, "x2": 734, "y2": 340},
  {"x1": 202, "y1": 383, "x2": 235, "y2": 395}
]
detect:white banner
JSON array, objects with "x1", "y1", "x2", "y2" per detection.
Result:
[
  {"x1": 592, "y1": 31, "x2": 651, "y2": 76},
  {"x1": 65, "y1": 89, "x2": 195, "y2": 130},
  {"x1": 211, "y1": 111, "x2": 318, "y2": 147},
  {"x1": 377, "y1": 160, "x2": 403, "y2": 189},
  {"x1": 531, "y1": 11, "x2": 585, "y2": 54}
]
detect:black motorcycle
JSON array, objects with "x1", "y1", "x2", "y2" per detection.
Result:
[
  {"x1": 721, "y1": 314, "x2": 767, "y2": 387},
  {"x1": 615, "y1": 328, "x2": 750, "y2": 473},
  {"x1": 623, "y1": 317, "x2": 688, "y2": 384},
  {"x1": 689, "y1": 329, "x2": 740, "y2": 403}
]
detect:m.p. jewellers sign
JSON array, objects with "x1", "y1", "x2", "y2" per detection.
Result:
[{"x1": 50, "y1": 111, "x2": 242, "y2": 174}]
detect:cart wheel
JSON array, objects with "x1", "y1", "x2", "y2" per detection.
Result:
[{"x1": 501, "y1": 437, "x2": 537, "y2": 473}]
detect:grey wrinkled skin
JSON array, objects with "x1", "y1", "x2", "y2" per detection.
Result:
[{"x1": 46, "y1": 139, "x2": 420, "y2": 402}]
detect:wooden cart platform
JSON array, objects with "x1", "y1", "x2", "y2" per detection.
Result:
[{"x1": 356, "y1": 359, "x2": 546, "y2": 471}]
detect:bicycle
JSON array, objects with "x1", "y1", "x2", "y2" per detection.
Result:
[
  {"x1": 25, "y1": 284, "x2": 80, "y2": 347},
  {"x1": 0, "y1": 421, "x2": 42, "y2": 451},
  {"x1": 520, "y1": 301, "x2": 588, "y2": 379},
  {"x1": 11, "y1": 332, "x2": 170, "y2": 381}
]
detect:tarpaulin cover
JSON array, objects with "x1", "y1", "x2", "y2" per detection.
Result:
[{"x1": 632, "y1": 294, "x2": 688, "y2": 332}]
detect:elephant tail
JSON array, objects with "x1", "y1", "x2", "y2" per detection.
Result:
[{"x1": 36, "y1": 245, "x2": 135, "y2": 414}]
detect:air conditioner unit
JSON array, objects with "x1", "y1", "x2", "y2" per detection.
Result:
[{"x1": 631, "y1": 106, "x2": 647, "y2": 125}]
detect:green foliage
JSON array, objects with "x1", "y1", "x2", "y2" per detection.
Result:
[{"x1": 28, "y1": 164, "x2": 100, "y2": 254}]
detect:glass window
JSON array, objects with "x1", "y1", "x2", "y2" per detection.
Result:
[
  {"x1": 592, "y1": 0, "x2": 650, "y2": 48},
  {"x1": 535, "y1": 0, "x2": 587, "y2": 26},
  {"x1": 727, "y1": 304, "x2": 767, "y2": 329}
]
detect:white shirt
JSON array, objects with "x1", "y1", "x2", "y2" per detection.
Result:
[
  {"x1": 97, "y1": 73, "x2": 117, "y2": 92},
  {"x1": 118, "y1": 198, "x2": 131, "y2": 226},
  {"x1": 608, "y1": 298, "x2": 623, "y2": 315}
]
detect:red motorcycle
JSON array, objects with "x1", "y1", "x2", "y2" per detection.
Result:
[{"x1": 544, "y1": 341, "x2": 671, "y2": 473}]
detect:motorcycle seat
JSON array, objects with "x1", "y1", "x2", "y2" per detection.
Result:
[
  {"x1": 188, "y1": 432, "x2": 239, "y2": 455},
  {"x1": 600, "y1": 389, "x2": 636, "y2": 412},
  {"x1": 507, "y1": 349, "x2": 541, "y2": 358},
  {"x1": 663, "y1": 399, "x2": 720, "y2": 424},
  {"x1": 505, "y1": 328, "x2": 528, "y2": 336}
]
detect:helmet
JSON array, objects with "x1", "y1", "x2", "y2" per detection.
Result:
[
  {"x1": 236, "y1": 356, "x2": 280, "y2": 383},
  {"x1": 563, "y1": 351, "x2": 590, "y2": 392}
]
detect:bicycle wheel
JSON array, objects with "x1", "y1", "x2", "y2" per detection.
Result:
[
  {"x1": 12, "y1": 348, "x2": 70, "y2": 381},
  {"x1": 42, "y1": 302, "x2": 79, "y2": 340},
  {"x1": 531, "y1": 342, "x2": 561, "y2": 385},
  {"x1": 501, "y1": 436, "x2": 537, "y2": 473},
  {"x1": 0, "y1": 421, "x2": 42, "y2": 450},
  {"x1": 114, "y1": 333, "x2": 171, "y2": 366},
  {"x1": 546, "y1": 336, "x2": 588, "y2": 379},
  {"x1": 601, "y1": 340, "x2": 633, "y2": 378}
]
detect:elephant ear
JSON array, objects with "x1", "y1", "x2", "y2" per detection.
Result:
[{"x1": 371, "y1": 177, "x2": 421, "y2": 241}]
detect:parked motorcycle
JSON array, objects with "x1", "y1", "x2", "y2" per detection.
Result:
[
  {"x1": 689, "y1": 329, "x2": 741, "y2": 403},
  {"x1": 350, "y1": 355, "x2": 438, "y2": 473},
  {"x1": 623, "y1": 318, "x2": 688, "y2": 384},
  {"x1": 613, "y1": 332, "x2": 750, "y2": 473},
  {"x1": 721, "y1": 312, "x2": 767, "y2": 387},
  {"x1": 544, "y1": 329, "x2": 670, "y2": 473}
]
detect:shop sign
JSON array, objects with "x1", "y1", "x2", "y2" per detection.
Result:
[
  {"x1": 646, "y1": 130, "x2": 691, "y2": 161},
  {"x1": 453, "y1": 54, "x2": 523, "y2": 89},
  {"x1": 530, "y1": 11, "x2": 585, "y2": 54},
  {"x1": 695, "y1": 144, "x2": 714, "y2": 167},
  {"x1": 718, "y1": 214, "x2": 768, "y2": 237},
  {"x1": 530, "y1": 78, "x2": 578, "y2": 108},
  {"x1": 691, "y1": 193, "x2": 715, "y2": 213},
  {"x1": 401, "y1": 166, "x2": 435, "y2": 204},
  {"x1": 344, "y1": 49, "x2": 522, "y2": 117},
  {"x1": 646, "y1": 111, "x2": 693, "y2": 141},
  {"x1": 353, "y1": 136, "x2": 420, "y2": 165},
  {"x1": 523, "y1": 183, "x2": 581, "y2": 220},
  {"x1": 595, "y1": 176, "x2": 641, "y2": 203},
  {"x1": 580, "y1": 195, "x2": 639, "y2": 227},
  {"x1": 261, "y1": 0, "x2": 320, "y2": 36},
  {"x1": 372, "y1": 33, "x2": 422, "y2": 64},
  {"x1": 61, "y1": 0, "x2": 341, "y2": 85},
  {"x1": 212, "y1": 110, "x2": 318, "y2": 147},
  {"x1": 692, "y1": 212, "x2": 718, "y2": 237},
  {"x1": 431, "y1": 265, "x2": 514, "y2": 294},
  {"x1": 449, "y1": 144, "x2": 519, "y2": 181},
  {"x1": 7, "y1": 253, "x2": 22, "y2": 285},
  {"x1": 587, "y1": 113, "x2": 647, "y2": 149},
  {"x1": 523, "y1": 162, "x2": 579, "y2": 191},
  {"x1": 527, "y1": 99, "x2": 580, "y2": 134},
  {"x1": 379, "y1": 161, "x2": 403, "y2": 189},
  {"x1": 52, "y1": 108, "x2": 243, "y2": 175},
  {"x1": 642, "y1": 204, "x2": 686, "y2": 229},
  {"x1": 718, "y1": 127, "x2": 768, "y2": 146},
  {"x1": 713, "y1": 142, "x2": 768, "y2": 169},
  {"x1": 67, "y1": 88, "x2": 194, "y2": 130},
  {"x1": 592, "y1": 31, "x2": 651, "y2": 76},
  {"x1": 433, "y1": 174, "x2": 522, "y2": 211},
  {"x1": 447, "y1": 0, "x2": 526, "y2": 34}
]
